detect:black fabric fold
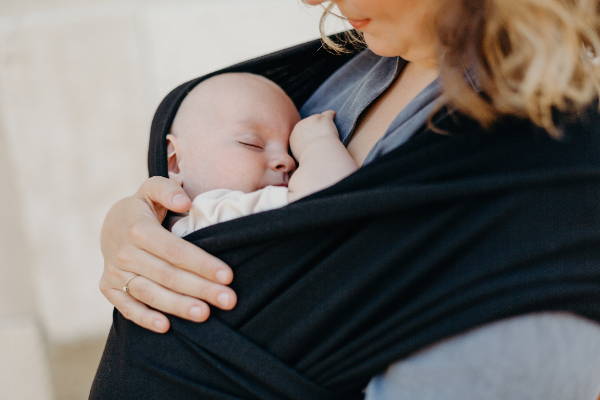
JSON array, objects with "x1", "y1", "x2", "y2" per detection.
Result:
[{"x1": 91, "y1": 35, "x2": 600, "y2": 399}]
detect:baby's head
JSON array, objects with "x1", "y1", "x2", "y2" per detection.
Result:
[{"x1": 167, "y1": 73, "x2": 300, "y2": 199}]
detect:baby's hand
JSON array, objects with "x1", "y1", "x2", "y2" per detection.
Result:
[{"x1": 290, "y1": 110, "x2": 339, "y2": 157}]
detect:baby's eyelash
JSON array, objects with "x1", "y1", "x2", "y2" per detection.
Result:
[{"x1": 238, "y1": 141, "x2": 263, "y2": 150}]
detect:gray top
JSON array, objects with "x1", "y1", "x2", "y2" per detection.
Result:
[
  {"x1": 300, "y1": 49, "x2": 600, "y2": 399},
  {"x1": 364, "y1": 313, "x2": 600, "y2": 400},
  {"x1": 300, "y1": 49, "x2": 441, "y2": 165}
]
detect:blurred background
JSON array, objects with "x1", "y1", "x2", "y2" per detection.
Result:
[{"x1": 0, "y1": 1, "x2": 346, "y2": 398}]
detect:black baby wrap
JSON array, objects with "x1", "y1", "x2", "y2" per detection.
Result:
[{"x1": 90, "y1": 36, "x2": 600, "y2": 399}]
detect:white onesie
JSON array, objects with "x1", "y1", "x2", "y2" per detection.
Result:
[{"x1": 171, "y1": 185, "x2": 289, "y2": 236}]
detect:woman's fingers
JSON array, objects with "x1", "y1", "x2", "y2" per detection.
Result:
[
  {"x1": 119, "y1": 246, "x2": 237, "y2": 310},
  {"x1": 137, "y1": 176, "x2": 192, "y2": 216},
  {"x1": 129, "y1": 219, "x2": 234, "y2": 286},
  {"x1": 101, "y1": 274, "x2": 171, "y2": 333},
  {"x1": 100, "y1": 176, "x2": 237, "y2": 332},
  {"x1": 132, "y1": 176, "x2": 235, "y2": 288},
  {"x1": 117, "y1": 275, "x2": 214, "y2": 323}
]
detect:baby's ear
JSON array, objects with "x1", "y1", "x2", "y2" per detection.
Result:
[{"x1": 166, "y1": 134, "x2": 183, "y2": 185}]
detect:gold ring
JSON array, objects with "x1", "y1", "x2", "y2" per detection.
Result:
[{"x1": 122, "y1": 274, "x2": 139, "y2": 294}]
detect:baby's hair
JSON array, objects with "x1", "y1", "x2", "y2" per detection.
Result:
[
  {"x1": 170, "y1": 73, "x2": 290, "y2": 138},
  {"x1": 197, "y1": 72, "x2": 283, "y2": 91}
]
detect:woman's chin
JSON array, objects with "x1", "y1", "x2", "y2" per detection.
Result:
[{"x1": 362, "y1": 34, "x2": 404, "y2": 58}]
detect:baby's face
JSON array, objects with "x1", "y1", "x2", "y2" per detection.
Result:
[{"x1": 169, "y1": 74, "x2": 300, "y2": 199}]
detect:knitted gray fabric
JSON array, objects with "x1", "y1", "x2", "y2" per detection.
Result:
[
  {"x1": 300, "y1": 49, "x2": 442, "y2": 166},
  {"x1": 365, "y1": 313, "x2": 600, "y2": 399}
]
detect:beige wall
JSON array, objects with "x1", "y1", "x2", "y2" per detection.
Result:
[{"x1": 0, "y1": 1, "x2": 332, "y2": 398}]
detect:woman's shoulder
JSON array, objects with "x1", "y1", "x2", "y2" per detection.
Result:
[
  {"x1": 408, "y1": 101, "x2": 600, "y2": 181},
  {"x1": 442, "y1": 101, "x2": 599, "y2": 153},
  {"x1": 559, "y1": 100, "x2": 600, "y2": 137}
]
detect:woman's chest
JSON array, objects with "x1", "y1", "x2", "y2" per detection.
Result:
[{"x1": 347, "y1": 66, "x2": 439, "y2": 165}]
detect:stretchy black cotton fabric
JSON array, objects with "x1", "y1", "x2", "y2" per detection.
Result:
[{"x1": 90, "y1": 35, "x2": 600, "y2": 400}]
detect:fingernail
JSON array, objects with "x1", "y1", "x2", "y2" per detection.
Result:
[
  {"x1": 216, "y1": 269, "x2": 230, "y2": 284},
  {"x1": 218, "y1": 293, "x2": 231, "y2": 308},
  {"x1": 173, "y1": 194, "x2": 188, "y2": 206},
  {"x1": 153, "y1": 319, "x2": 165, "y2": 330},
  {"x1": 189, "y1": 305, "x2": 205, "y2": 320}
]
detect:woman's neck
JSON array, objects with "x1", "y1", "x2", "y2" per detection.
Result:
[{"x1": 402, "y1": 55, "x2": 439, "y2": 78}]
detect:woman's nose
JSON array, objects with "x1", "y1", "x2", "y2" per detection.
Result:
[{"x1": 269, "y1": 153, "x2": 297, "y2": 173}]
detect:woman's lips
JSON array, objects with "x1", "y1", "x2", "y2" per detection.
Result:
[{"x1": 347, "y1": 18, "x2": 370, "y2": 30}]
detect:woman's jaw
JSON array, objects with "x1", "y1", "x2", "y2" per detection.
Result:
[
  {"x1": 350, "y1": 17, "x2": 439, "y2": 69},
  {"x1": 310, "y1": 0, "x2": 440, "y2": 69}
]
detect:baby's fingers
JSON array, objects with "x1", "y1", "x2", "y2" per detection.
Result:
[{"x1": 321, "y1": 110, "x2": 336, "y2": 119}]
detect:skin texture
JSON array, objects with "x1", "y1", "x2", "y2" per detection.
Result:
[
  {"x1": 167, "y1": 73, "x2": 298, "y2": 199},
  {"x1": 100, "y1": 0, "x2": 441, "y2": 333}
]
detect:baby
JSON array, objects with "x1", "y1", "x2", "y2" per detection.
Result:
[{"x1": 166, "y1": 72, "x2": 357, "y2": 236}]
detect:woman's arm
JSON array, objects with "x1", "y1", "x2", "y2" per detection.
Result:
[
  {"x1": 99, "y1": 176, "x2": 237, "y2": 333},
  {"x1": 365, "y1": 313, "x2": 600, "y2": 400}
]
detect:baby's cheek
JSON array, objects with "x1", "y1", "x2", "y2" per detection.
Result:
[
  {"x1": 181, "y1": 164, "x2": 217, "y2": 197},
  {"x1": 217, "y1": 161, "x2": 260, "y2": 192}
]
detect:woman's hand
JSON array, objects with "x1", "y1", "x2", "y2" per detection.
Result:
[{"x1": 99, "y1": 176, "x2": 237, "y2": 333}]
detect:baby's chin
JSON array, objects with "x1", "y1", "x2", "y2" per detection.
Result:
[{"x1": 186, "y1": 182, "x2": 263, "y2": 198}]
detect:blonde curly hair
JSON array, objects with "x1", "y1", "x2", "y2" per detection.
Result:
[{"x1": 317, "y1": 0, "x2": 600, "y2": 139}]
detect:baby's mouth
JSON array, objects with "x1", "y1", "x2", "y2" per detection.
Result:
[{"x1": 269, "y1": 173, "x2": 290, "y2": 188}]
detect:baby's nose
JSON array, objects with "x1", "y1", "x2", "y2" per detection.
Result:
[{"x1": 270, "y1": 153, "x2": 296, "y2": 173}]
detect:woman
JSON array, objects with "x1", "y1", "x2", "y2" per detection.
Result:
[{"x1": 94, "y1": 0, "x2": 600, "y2": 398}]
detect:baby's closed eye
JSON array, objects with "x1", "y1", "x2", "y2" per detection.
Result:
[{"x1": 237, "y1": 140, "x2": 264, "y2": 150}]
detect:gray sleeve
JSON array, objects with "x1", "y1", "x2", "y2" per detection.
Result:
[{"x1": 364, "y1": 312, "x2": 600, "y2": 400}]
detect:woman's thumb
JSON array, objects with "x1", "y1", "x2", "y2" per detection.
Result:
[{"x1": 137, "y1": 176, "x2": 191, "y2": 213}]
